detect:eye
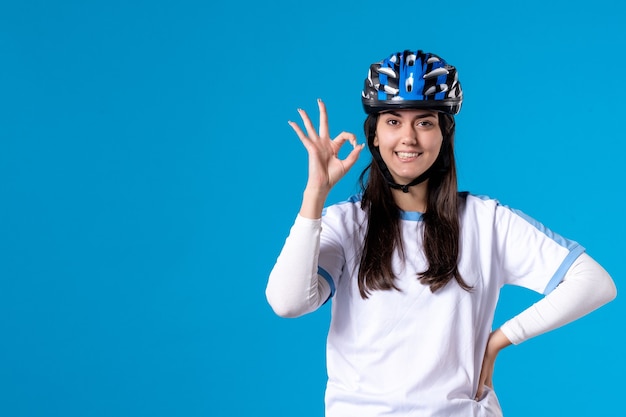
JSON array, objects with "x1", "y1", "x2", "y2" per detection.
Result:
[
  {"x1": 386, "y1": 118, "x2": 400, "y2": 126},
  {"x1": 416, "y1": 120, "x2": 433, "y2": 127}
]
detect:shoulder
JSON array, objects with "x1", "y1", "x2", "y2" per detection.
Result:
[
  {"x1": 460, "y1": 192, "x2": 502, "y2": 217},
  {"x1": 462, "y1": 193, "x2": 536, "y2": 222},
  {"x1": 462, "y1": 192, "x2": 531, "y2": 214},
  {"x1": 322, "y1": 193, "x2": 364, "y2": 218},
  {"x1": 460, "y1": 192, "x2": 532, "y2": 230},
  {"x1": 461, "y1": 192, "x2": 574, "y2": 245},
  {"x1": 321, "y1": 193, "x2": 366, "y2": 232}
]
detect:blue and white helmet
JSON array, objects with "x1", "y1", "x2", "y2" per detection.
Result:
[{"x1": 362, "y1": 50, "x2": 463, "y2": 115}]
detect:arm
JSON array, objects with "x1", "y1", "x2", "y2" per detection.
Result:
[
  {"x1": 499, "y1": 252, "x2": 616, "y2": 344},
  {"x1": 477, "y1": 252, "x2": 616, "y2": 399},
  {"x1": 265, "y1": 215, "x2": 331, "y2": 318},
  {"x1": 266, "y1": 99, "x2": 364, "y2": 317}
]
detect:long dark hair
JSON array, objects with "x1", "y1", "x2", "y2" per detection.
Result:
[{"x1": 357, "y1": 112, "x2": 472, "y2": 298}]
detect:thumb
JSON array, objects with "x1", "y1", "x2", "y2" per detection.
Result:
[{"x1": 341, "y1": 143, "x2": 366, "y2": 172}]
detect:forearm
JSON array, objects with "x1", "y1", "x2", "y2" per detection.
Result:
[
  {"x1": 500, "y1": 252, "x2": 617, "y2": 345},
  {"x1": 266, "y1": 215, "x2": 331, "y2": 318},
  {"x1": 486, "y1": 328, "x2": 512, "y2": 354},
  {"x1": 476, "y1": 328, "x2": 512, "y2": 399}
]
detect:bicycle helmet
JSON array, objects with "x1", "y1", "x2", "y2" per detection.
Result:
[{"x1": 362, "y1": 50, "x2": 462, "y2": 115}]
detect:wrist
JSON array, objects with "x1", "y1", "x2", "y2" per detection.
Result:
[
  {"x1": 487, "y1": 328, "x2": 512, "y2": 355},
  {"x1": 299, "y1": 188, "x2": 329, "y2": 219}
]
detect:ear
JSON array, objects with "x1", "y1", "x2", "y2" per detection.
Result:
[{"x1": 373, "y1": 135, "x2": 379, "y2": 147}]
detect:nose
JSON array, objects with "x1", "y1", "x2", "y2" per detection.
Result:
[{"x1": 400, "y1": 124, "x2": 418, "y2": 145}]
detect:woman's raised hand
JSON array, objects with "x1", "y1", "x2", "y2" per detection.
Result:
[{"x1": 289, "y1": 99, "x2": 365, "y2": 196}]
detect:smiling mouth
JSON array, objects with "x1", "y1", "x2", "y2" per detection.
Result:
[{"x1": 396, "y1": 152, "x2": 421, "y2": 159}]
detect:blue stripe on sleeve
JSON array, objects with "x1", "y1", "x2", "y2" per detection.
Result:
[
  {"x1": 543, "y1": 245, "x2": 586, "y2": 294},
  {"x1": 509, "y1": 207, "x2": 580, "y2": 251},
  {"x1": 318, "y1": 267, "x2": 336, "y2": 303}
]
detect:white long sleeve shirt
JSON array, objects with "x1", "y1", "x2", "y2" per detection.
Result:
[{"x1": 266, "y1": 194, "x2": 616, "y2": 417}]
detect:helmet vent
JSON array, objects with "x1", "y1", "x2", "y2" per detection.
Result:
[
  {"x1": 423, "y1": 67, "x2": 449, "y2": 79},
  {"x1": 406, "y1": 53, "x2": 416, "y2": 66},
  {"x1": 383, "y1": 85, "x2": 399, "y2": 95},
  {"x1": 377, "y1": 67, "x2": 397, "y2": 78},
  {"x1": 406, "y1": 75, "x2": 414, "y2": 92}
]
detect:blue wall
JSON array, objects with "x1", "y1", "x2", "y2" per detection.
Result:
[{"x1": 1, "y1": 0, "x2": 624, "y2": 416}]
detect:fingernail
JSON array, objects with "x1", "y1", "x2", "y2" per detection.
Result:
[{"x1": 317, "y1": 98, "x2": 322, "y2": 102}]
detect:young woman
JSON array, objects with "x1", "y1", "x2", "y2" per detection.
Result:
[{"x1": 265, "y1": 49, "x2": 616, "y2": 417}]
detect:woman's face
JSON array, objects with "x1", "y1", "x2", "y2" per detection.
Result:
[{"x1": 374, "y1": 109, "x2": 443, "y2": 185}]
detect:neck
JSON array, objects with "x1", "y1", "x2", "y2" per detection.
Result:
[{"x1": 391, "y1": 180, "x2": 428, "y2": 212}]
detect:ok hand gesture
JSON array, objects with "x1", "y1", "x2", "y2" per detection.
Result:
[{"x1": 289, "y1": 99, "x2": 365, "y2": 198}]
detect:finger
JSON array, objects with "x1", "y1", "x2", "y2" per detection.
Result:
[
  {"x1": 475, "y1": 367, "x2": 486, "y2": 400},
  {"x1": 318, "y1": 99, "x2": 329, "y2": 139},
  {"x1": 297, "y1": 108, "x2": 319, "y2": 141},
  {"x1": 288, "y1": 120, "x2": 310, "y2": 144},
  {"x1": 332, "y1": 131, "x2": 358, "y2": 147},
  {"x1": 475, "y1": 386, "x2": 484, "y2": 401},
  {"x1": 332, "y1": 131, "x2": 363, "y2": 172},
  {"x1": 342, "y1": 143, "x2": 366, "y2": 171},
  {"x1": 288, "y1": 121, "x2": 319, "y2": 155}
]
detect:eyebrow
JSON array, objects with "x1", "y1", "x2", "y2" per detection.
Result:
[{"x1": 383, "y1": 111, "x2": 437, "y2": 119}]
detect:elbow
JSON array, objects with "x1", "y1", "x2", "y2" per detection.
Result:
[
  {"x1": 603, "y1": 277, "x2": 618, "y2": 304},
  {"x1": 265, "y1": 289, "x2": 307, "y2": 318},
  {"x1": 574, "y1": 253, "x2": 617, "y2": 308},
  {"x1": 596, "y1": 265, "x2": 618, "y2": 305},
  {"x1": 590, "y1": 271, "x2": 618, "y2": 309},
  {"x1": 270, "y1": 306, "x2": 305, "y2": 319}
]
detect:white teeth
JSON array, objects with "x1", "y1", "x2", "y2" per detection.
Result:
[{"x1": 397, "y1": 152, "x2": 420, "y2": 158}]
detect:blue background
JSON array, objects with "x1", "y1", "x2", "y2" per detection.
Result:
[{"x1": 1, "y1": 0, "x2": 624, "y2": 416}]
